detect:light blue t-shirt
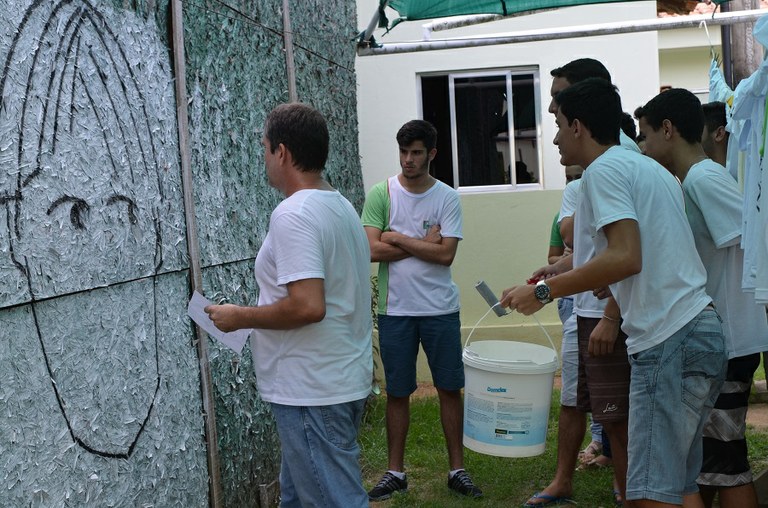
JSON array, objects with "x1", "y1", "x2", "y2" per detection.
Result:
[
  {"x1": 619, "y1": 130, "x2": 641, "y2": 153},
  {"x1": 682, "y1": 159, "x2": 768, "y2": 358},
  {"x1": 579, "y1": 146, "x2": 711, "y2": 354},
  {"x1": 560, "y1": 134, "x2": 639, "y2": 319}
]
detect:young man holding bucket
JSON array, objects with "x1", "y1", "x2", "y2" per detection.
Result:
[
  {"x1": 502, "y1": 78, "x2": 727, "y2": 508},
  {"x1": 522, "y1": 58, "x2": 637, "y2": 508},
  {"x1": 362, "y1": 119, "x2": 482, "y2": 500}
]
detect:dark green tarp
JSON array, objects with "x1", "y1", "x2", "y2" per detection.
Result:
[
  {"x1": 381, "y1": 0, "x2": 733, "y2": 25},
  {"x1": 361, "y1": 0, "x2": 734, "y2": 45},
  {"x1": 385, "y1": 0, "x2": 644, "y2": 20}
]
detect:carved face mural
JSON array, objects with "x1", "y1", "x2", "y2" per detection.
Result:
[{"x1": 0, "y1": 0, "x2": 183, "y2": 458}]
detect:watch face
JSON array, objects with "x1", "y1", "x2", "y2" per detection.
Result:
[{"x1": 534, "y1": 283, "x2": 550, "y2": 302}]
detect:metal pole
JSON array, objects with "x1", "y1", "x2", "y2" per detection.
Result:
[
  {"x1": 360, "y1": 0, "x2": 389, "y2": 46},
  {"x1": 282, "y1": 0, "x2": 298, "y2": 102},
  {"x1": 169, "y1": 1, "x2": 223, "y2": 506},
  {"x1": 422, "y1": 13, "x2": 509, "y2": 40},
  {"x1": 721, "y1": 2, "x2": 734, "y2": 88},
  {"x1": 358, "y1": 8, "x2": 766, "y2": 56}
]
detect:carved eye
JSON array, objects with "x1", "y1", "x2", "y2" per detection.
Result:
[
  {"x1": 106, "y1": 194, "x2": 138, "y2": 225},
  {"x1": 47, "y1": 196, "x2": 90, "y2": 229}
]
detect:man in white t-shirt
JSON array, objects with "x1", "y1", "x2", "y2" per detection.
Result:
[
  {"x1": 502, "y1": 78, "x2": 727, "y2": 508},
  {"x1": 522, "y1": 58, "x2": 638, "y2": 508},
  {"x1": 361, "y1": 120, "x2": 481, "y2": 500},
  {"x1": 637, "y1": 88, "x2": 768, "y2": 508},
  {"x1": 205, "y1": 103, "x2": 372, "y2": 507}
]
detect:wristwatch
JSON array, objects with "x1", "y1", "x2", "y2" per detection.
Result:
[{"x1": 534, "y1": 280, "x2": 553, "y2": 304}]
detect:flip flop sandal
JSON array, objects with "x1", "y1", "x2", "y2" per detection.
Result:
[
  {"x1": 613, "y1": 489, "x2": 624, "y2": 507},
  {"x1": 523, "y1": 491, "x2": 577, "y2": 507}
]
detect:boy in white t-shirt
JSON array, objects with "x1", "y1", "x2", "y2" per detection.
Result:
[
  {"x1": 501, "y1": 78, "x2": 727, "y2": 508},
  {"x1": 362, "y1": 120, "x2": 482, "y2": 501},
  {"x1": 522, "y1": 58, "x2": 638, "y2": 508},
  {"x1": 637, "y1": 88, "x2": 768, "y2": 508}
]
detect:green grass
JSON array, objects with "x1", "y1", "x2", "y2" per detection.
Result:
[
  {"x1": 755, "y1": 355, "x2": 766, "y2": 382},
  {"x1": 360, "y1": 390, "x2": 616, "y2": 507},
  {"x1": 360, "y1": 389, "x2": 768, "y2": 507},
  {"x1": 747, "y1": 424, "x2": 768, "y2": 473}
]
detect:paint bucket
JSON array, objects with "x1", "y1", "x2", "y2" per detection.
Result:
[{"x1": 462, "y1": 340, "x2": 558, "y2": 457}]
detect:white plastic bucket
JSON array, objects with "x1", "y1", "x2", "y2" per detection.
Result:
[{"x1": 462, "y1": 340, "x2": 558, "y2": 457}]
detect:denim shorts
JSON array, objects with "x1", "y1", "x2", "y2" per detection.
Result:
[
  {"x1": 625, "y1": 308, "x2": 727, "y2": 505},
  {"x1": 271, "y1": 398, "x2": 368, "y2": 508},
  {"x1": 378, "y1": 312, "x2": 463, "y2": 397},
  {"x1": 560, "y1": 313, "x2": 579, "y2": 407}
]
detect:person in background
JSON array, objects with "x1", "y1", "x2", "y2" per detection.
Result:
[
  {"x1": 701, "y1": 101, "x2": 729, "y2": 169},
  {"x1": 205, "y1": 103, "x2": 373, "y2": 508},
  {"x1": 637, "y1": 89, "x2": 768, "y2": 508},
  {"x1": 633, "y1": 107, "x2": 647, "y2": 152},
  {"x1": 362, "y1": 119, "x2": 482, "y2": 501},
  {"x1": 620, "y1": 112, "x2": 637, "y2": 144},
  {"x1": 547, "y1": 212, "x2": 568, "y2": 265},
  {"x1": 701, "y1": 99, "x2": 768, "y2": 431}
]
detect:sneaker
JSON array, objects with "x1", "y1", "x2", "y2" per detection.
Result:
[
  {"x1": 368, "y1": 472, "x2": 408, "y2": 501},
  {"x1": 447, "y1": 470, "x2": 483, "y2": 498}
]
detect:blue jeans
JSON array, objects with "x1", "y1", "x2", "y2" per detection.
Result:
[
  {"x1": 557, "y1": 297, "x2": 574, "y2": 325},
  {"x1": 271, "y1": 399, "x2": 368, "y2": 508},
  {"x1": 625, "y1": 308, "x2": 726, "y2": 505}
]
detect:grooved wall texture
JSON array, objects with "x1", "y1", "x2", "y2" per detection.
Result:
[{"x1": 0, "y1": 0, "x2": 363, "y2": 506}]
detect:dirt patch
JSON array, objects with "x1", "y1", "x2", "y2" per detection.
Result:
[{"x1": 749, "y1": 404, "x2": 768, "y2": 431}]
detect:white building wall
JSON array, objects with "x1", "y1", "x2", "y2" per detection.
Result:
[
  {"x1": 355, "y1": 1, "x2": 660, "y2": 192},
  {"x1": 353, "y1": 2, "x2": 662, "y2": 370},
  {"x1": 658, "y1": 27, "x2": 723, "y2": 100}
]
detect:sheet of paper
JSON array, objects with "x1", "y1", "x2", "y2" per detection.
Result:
[{"x1": 187, "y1": 291, "x2": 250, "y2": 354}]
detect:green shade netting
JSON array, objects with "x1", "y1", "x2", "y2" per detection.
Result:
[
  {"x1": 383, "y1": 0, "x2": 735, "y2": 21},
  {"x1": 364, "y1": 0, "x2": 735, "y2": 41},
  {"x1": 385, "y1": 0, "x2": 644, "y2": 20}
]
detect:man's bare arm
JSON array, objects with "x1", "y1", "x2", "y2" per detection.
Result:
[
  {"x1": 547, "y1": 219, "x2": 641, "y2": 299},
  {"x1": 531, "y1": 252, "x2": 574, "y2": 281},
  {"x1": 382, "y1": 226, "x2": 458, "y2": 266},
  {"x1": 501, "y1": 219, "x2": 641, "y2": 314},
  {"x1": 205, "y1": 278, "x2": 325, "y2": 332},
  {"x1": 588, "y1": 296, "x2": 621, "y2": 357},
  {"x1": 560, "y1": 215, "x2": 574, "y2": 250},
  {"x1": 547, "y1": 245, "x2": 565, "y2": 265},
  {"x1": 365, "y1": 226, "x2": 411, "y2": 262}
]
